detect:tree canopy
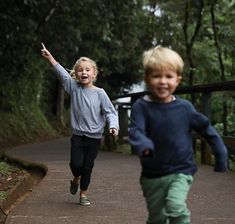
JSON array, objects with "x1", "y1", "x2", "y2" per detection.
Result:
[{"x1": 0, "y1": 0, "x2": 234, "y2": 142}]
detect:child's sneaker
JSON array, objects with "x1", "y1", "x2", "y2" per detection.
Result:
[
  {"x1": 79, "y1": 195, "x2": 91, "y2": 206},
  {"x1": 70, "y1": 180, "x2": 79, "y2": 195}
]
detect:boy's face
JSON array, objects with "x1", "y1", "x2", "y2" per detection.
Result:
[
  {"x1": 75, "y1": 61, "x2": 97, "y2": 87},
  {"x1": 144, "y1": 67, "x2": 182, "y2": 103}
]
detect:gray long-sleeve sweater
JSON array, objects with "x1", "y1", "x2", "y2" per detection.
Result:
[{"x1": 54, "y1": 63, "x2": 119, "y2": 139}]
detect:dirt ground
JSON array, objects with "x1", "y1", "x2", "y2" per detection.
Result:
[
  {"x1": 0, "y1": 139, "x2": 30, "y2": 203},
  {"x1": 0, "y1": 156, "x2": 31, "y2": 224},
  {"x1": 0, "y1": 163, "x2": 28, "y2": 194},
  {"x1": 0, "y1": 138, "x2": 48, "y2": 224},
  {"x1": 0, "y1": 136, "x2": 57, "y2": 216}
]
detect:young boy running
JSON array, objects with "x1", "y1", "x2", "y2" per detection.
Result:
[{"x1": 129, "y1": 46, "x2": 228, "y2": 223}]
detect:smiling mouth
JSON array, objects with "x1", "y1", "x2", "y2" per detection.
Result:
[
  {"x1": 157, "y1": 87, "x2": 168, "y2": 92},
  {"x1": 81, "y1": 76, "x2": 88, "y2": 80}
]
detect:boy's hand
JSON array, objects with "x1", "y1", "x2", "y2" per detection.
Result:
[
  {"x1": 142, "y1": 149, "x2": 152, "y2": 157},
  {"x1": 109, "y1": 128, "x2": 118, "y2": 137}
]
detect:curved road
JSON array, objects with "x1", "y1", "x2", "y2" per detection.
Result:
[{"x1": 4, "y1": 137, "x2": 235, "y2": 224}]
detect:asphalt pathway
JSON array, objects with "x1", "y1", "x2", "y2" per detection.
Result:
[{"x1": 4, "y1": 137, "x2": 235, "y2": 224}]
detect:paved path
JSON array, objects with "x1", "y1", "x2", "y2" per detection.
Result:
[{"x1": 4, "y1": 137, "x2": 235, "y2": 224}]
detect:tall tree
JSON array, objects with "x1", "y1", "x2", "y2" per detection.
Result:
[{"x1": 182, "y1": 0, "x2": 204, "y2": 86}]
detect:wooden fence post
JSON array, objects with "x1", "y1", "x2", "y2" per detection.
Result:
[
  {"x1": 118, "y1": 104, "x2": 129, "y2": 141},
  {"x1": 201, "y1": 91, "x2": 212, "y2": 119}
]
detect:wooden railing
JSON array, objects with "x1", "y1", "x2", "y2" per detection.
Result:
[{"x1": 110, "y1": 80, "x2": 235, "y2": 168}]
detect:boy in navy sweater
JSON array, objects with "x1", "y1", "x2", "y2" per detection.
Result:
[{"x1": 129, "y1": 46, "x2": 228, "y2": 224}]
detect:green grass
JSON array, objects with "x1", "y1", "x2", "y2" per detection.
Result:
[
  {"x1": 0, "y1": 191, "x2": 8, "y2": 200},
  {"x1": 0, "y1": 161, "x2": 13, "y2": 175},
  {"x1": 0, "y1": 160, "x2": 14, "y2": 200},
  {"x1": 0, "y1": 108, "x2": 55, "y2": 140}
]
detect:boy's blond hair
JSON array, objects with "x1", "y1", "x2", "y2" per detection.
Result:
[
  {"x1": 70, "y1": 57, "x2": 98, "y2": 81},
  {"x1": 143, "y1": 46, "x2": 184, "y2": 75}
]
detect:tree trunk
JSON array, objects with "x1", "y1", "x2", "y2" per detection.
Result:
[
  {"x1": 210, "y1": 0, "x2": 227, "y2": 135},
  {"x1": 182, "y1": 0, "x2": 204, "y2": 103}
]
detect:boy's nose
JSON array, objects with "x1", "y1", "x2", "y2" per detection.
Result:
[{"x1": 159, "y1": 77, "x2": 167, "y2": 83}]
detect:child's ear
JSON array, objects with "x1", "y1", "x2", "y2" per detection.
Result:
[{"x1": 177, "y1": 75, "x2": 182, "y2": 84}]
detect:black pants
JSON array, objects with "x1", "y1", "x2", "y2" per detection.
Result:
[{"x1": 70, "y1": 135, "x2": 101, "y2": 191}]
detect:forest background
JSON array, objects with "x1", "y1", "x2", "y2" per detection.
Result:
[{"x1": 0, "y1": 0, "x2": 235, "y2": 150}]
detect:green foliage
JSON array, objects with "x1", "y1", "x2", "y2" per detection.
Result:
[
  {"x1": 211, "y1": 92, "x2": 235, "y2": 135},
  {"x1": 0, "y1": 0, "x2": 234, "y2": 144},
  {"x1": 229, "y1": 159, "x2": 235, "y2": 172},
  {"x1": 0, "y1": 191, "x2": 8, "y2": 200},
  {"x1": 115, "y1": 142, "x2": 133, "y2": 155},
  {"x1": 0, "y1": 0, "x2": 148, "y2": 144},
  {"x1": 0, "y1": 161, "x2": 12, "y2": 175},
  {"x1": 0, "y1": 160, "x2": 25, "y2": 200},
  {"x1": 0, "y1": 104, "x2": 56, "y2": 143},
  {"x1": 37, "y1": 0, "x2": 146, "y2": 97},
  {"x1": 0, "y1": 161, "x2": 11, "y2": 199},
  {"x1": 143, "y1": 0, "x2": 235, "y2": 83}
]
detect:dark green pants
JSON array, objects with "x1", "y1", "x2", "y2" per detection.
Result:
[{"x1": 141, "y1": 173, "x2": 193, "y2": 224}]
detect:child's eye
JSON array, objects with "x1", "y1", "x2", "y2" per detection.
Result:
[
  {"x1": 166, "y1": 74, "x2": 174, "y2": 79},
  {"x1": 152, "y1": 73, "x2": 161, "y2": 78}
]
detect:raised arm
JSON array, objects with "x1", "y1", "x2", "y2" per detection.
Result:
[{"x1": 41, "y1": 43, "x2": 57, "y2": 66}]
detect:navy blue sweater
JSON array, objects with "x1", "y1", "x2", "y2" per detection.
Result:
[{"x1": 129, "y1": 96, "x2": 228, "y2": 178}]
